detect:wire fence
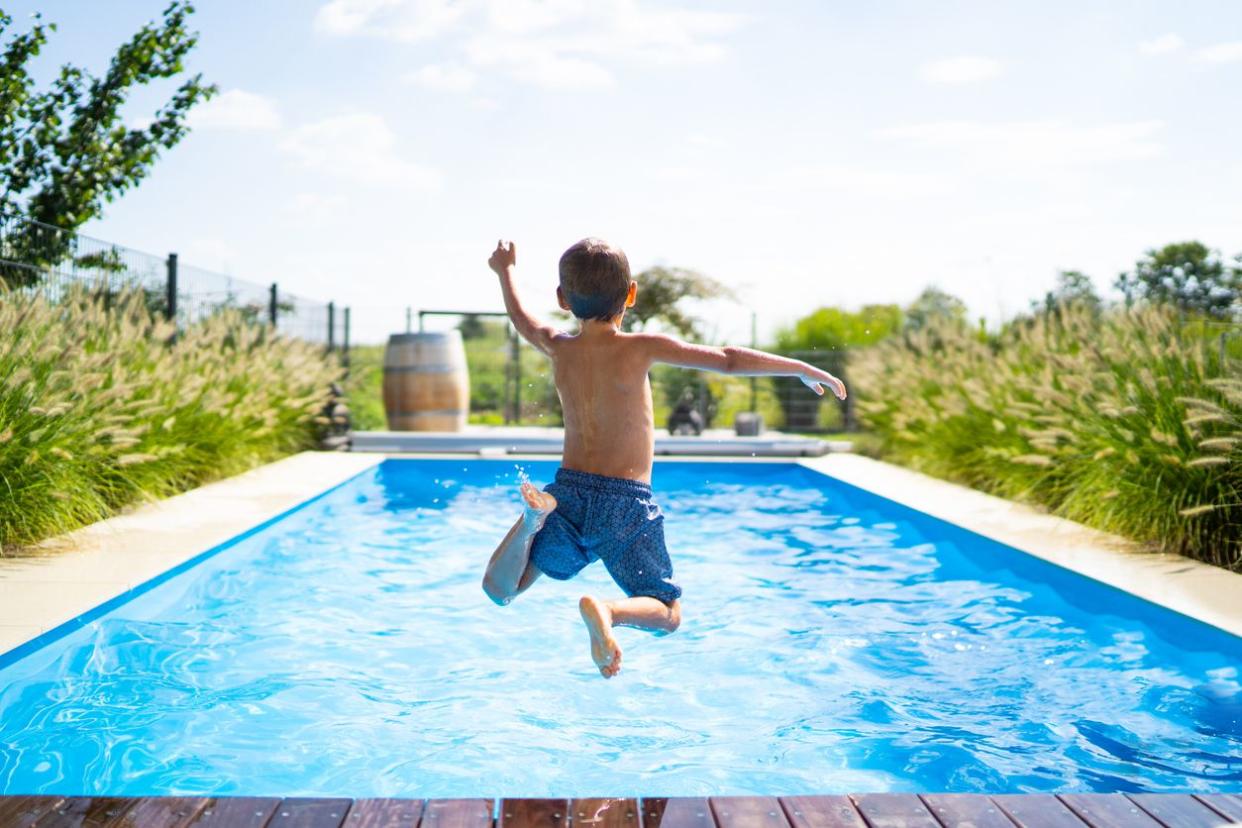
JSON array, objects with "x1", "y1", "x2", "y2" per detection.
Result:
[{"x1": 0, "y1": 211, "x2": 348, "y2": 351}]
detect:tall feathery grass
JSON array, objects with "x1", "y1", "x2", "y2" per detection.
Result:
[
  {"x1": 0, "y1": 286, "x2": 343, "y2": 552},
  {"x1": 851, "y1": 303, "x2": 1240, "y2": 570}
]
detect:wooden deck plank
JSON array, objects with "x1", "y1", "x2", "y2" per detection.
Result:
[
  {"x1": 778, "y1": 795, "x2": 867, "y2": 828},
  {"x1": 1195, "y1": 794, "x2": 1242, "y2": 823},
  {"x1": 709, "y1": 797, "x2": 789, "y2": 828},
  {"x1": 420, "y1": 799, "x2": 494, "y2": 828},
  {"x1": 0, "y1": 796, "x2": 68, "y2": 828},
  {"x1": 342, "y1": 799, "x2": 424, "y2": 828},
  {"x1": 190, "y1": 797, "x2": 283, "y2": 828},
  {"x1": 639, "y1": 797, "x2": 715, "y2": 828},
  {"x1": 110, "y1": 797, "x2": 211, "y2": 828},
  {"x1": 571, "y1": 798, "x2": 640, "y2": 827},
  {"x1": 33, "y1": 796, "x2": 140, "y2": 828},
  {"x1": 849, "y1": 794, "x2": 940, "y2": 828},
  {"x1": 1058, "y1": 795, "x2": 1163, "y2": 828},
  {"x1": 498, "y1": 799, "x2": 568, "y2": 828},
  {"x1": 1127, "y1": 794, "x2": 1235, "y2": 828},
  {"x1": 992, "y1": 795, "x2": 1088, "y2": 828},
  {"x1": 266, "y1": 798, "x2": 353, "y2": 828},
  {"x1": 919, "y1": 794, "x2": 1016, "y2": 828}
]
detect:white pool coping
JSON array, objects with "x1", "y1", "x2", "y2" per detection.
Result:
[
  {"x1": 350, "y1": 426, "x2": 845, "y2": 457},
  {"x1": 0, "y1": 450, "x2": 1237, "y2": 663}
]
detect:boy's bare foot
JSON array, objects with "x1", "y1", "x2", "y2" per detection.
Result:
[
  {"x1": 520, "y1": 481, "x2": 556, "y2": 532},
  {"x1": 579, "y1": 595, "x2": 622, "y2": 678}
]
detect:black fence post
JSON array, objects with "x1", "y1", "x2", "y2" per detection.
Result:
[
  {"x1": 269, "y1": 283, "x2": 278, "y2": 326},
  {"x1": 165, "y1": 253, "x2": 178, "y2": 322},
  {"x1": 511, "y1": 326, "x2": 522, "y2": 425},
  {"x1": 326, "y1": 301, "x2": 335, "y2": 352},
  {"x1": 343, "y1": 307, "x2": 351, "y2": 375}
]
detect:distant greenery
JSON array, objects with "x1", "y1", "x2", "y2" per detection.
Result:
[
  {"x1": 770, "y1": 303, "x2": 904, "y2": 431},
  {"x1": 0, "y1": 287, "x2": 340, "y2": 552},
  {"x1": 1116, "y1": 241, "x2": 1241, "y2": 319},
  {"x1": 343, "y1": 345, "x2": 386, "y2": 431},
  {"x1": 774, "y1": 304, "x2": 903, "y2": 353},
  {"x1": 623, "y1": 267, "x2": 734, "y2": 338},
  {"x1": 0, "y1": 3, "x2": 215, "y2": 285}
]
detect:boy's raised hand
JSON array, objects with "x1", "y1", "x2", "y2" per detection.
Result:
[
  {"x1": 488, "y1": 240, "x2": 517, "y2": 276},
  {"x1": 800, "y1": 365, "x2": 847, "y2": 400}
]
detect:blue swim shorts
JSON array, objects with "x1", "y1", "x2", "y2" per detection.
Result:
[{"x1": 529, "y1": 467, "x2": 681, "y2": 605}]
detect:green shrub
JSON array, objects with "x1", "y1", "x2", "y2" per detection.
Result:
[
  {"x1": 0, "y1": 286, "x2": 341, "y2": 551},
  {"x1": 342, "y1": 344, "x2": 386, "y2": 431},
  {"x1": 852, "y1": 303, "x2": 1240, "y2": 569}
]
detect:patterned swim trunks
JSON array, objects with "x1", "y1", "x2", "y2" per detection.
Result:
[{"x1": 529, "y1": 467, "x2": 681, "y2": 605}]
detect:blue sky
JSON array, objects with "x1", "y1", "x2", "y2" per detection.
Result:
[{"x1": 8, "y1": 1, "x2": 1242, "y2": 343}]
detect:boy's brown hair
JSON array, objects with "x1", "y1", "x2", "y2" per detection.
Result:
[{"x1": 558, "y1": 238, "x2": 631, "y2": 321}]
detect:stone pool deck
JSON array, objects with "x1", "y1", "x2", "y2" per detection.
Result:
[{"x1": 0, "y1": 792, "x2": 1239, "y2": 827}]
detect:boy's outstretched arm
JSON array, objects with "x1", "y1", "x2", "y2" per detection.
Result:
[
  {"x1": 488, "y1": 240, "x2": 560, "y2": 355},
  {"x1": 641, "y1": 334, "x2": 847, "y2": 399}
]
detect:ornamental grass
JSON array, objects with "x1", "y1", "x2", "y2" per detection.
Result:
[
  {"x1": 0, "y1": 286, "x2": 342, "y2": 551},
  {"x1": 851, "y1": 303, "x2": 1240, "y2": 570}
]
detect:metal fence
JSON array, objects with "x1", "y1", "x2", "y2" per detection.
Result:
[
  {"x1": 0, "y1": 211, "x2": 348, "y2": 352},
  {"x1": 648, "y1": 349, "x2": 854, "y2": 434}
]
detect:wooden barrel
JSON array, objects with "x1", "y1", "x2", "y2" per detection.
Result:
[{"x1": 382, "y1": 331, "x2": 470, "y2": 431}]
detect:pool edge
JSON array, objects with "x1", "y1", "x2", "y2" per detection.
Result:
[{"x1": 0, "y1": 452, "x2": 382, "y2": 666}]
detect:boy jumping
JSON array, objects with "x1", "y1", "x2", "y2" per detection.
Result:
[{"x1": 481, "y1": 238, "x2": 847, "y2": 678}]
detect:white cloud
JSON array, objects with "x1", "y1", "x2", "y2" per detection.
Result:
[
  {"x1": 314, "y1": 0, "x2": 467, "y2": 41},
  {"x1": 1196, "y1": 41, "x2": 1242, "y2": 63},
  {"x1": 918, "y1": 56, "x2": 1002, "y2": 85},
  {"x1": 464, "y1": 35, "x2": 614, "y2": 88},
  {"x1": 278, "y1": 113, "x2": 440, "y2": 190},
  {"x1": 314, "y1": 0, "x2": 746, "y2": 89},
  {"x1": 878, "y1": 120, "x2": 1164, "y2": 167},
  {"x1": 188, "y1": 89, "x2": 281, "y2": 131},
  {"x1": 1138, "y1": 33, "x2": 1184, "y2": 56},
  {"x1": 406, "y1": 62, "x2": 477, "y2": 92}
]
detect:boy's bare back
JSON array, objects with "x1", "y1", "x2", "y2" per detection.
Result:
[{"x1": 548, "y1": 325, "x2": 660, "y2": 482}]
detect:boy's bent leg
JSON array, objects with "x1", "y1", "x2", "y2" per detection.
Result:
[
  {"x1": 608, "y1": 596, "x2": 681, "y2": 633},
  {"x1": 482, "y1": 482, "x2": 555, "y2": 605},
  {"x1": 578, "y1": 595, "x2": 681, "y2": 679}
]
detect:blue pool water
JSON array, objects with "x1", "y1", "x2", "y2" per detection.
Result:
[{"x1": 0, "y1": 459, "x2": 1239, "y2": 797}]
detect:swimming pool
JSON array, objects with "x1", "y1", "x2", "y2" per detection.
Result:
[{"x1": 0, "y1": 459, "x2": 1238, "y2": 797}]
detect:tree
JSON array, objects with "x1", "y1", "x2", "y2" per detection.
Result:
[
  {"x1": 623, "y1": 266, "x2": 734, "y2": 338},
  {"x1": 904, "y1": 286, "x2": 967, "y2": 331},
  {"x1": 1037, "y1": 270, "x2": 1102, "y2": 315},
  {"x1": 0, "y1": 3, "x2": 215, "y2": 286},
  {"x1": 774, "y1": 304, "x2": 903, "y2": 353},
  {"x1": 1115, "y1": 241, "x2": 1240, "y2": 318},
  {"x1": 457, "y1": 313, "x2": 489, "y2": 340}
]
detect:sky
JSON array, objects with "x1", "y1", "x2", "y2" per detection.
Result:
[{"x1": 7, "y1": 0, "x2": 1242, "y2": 343}]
